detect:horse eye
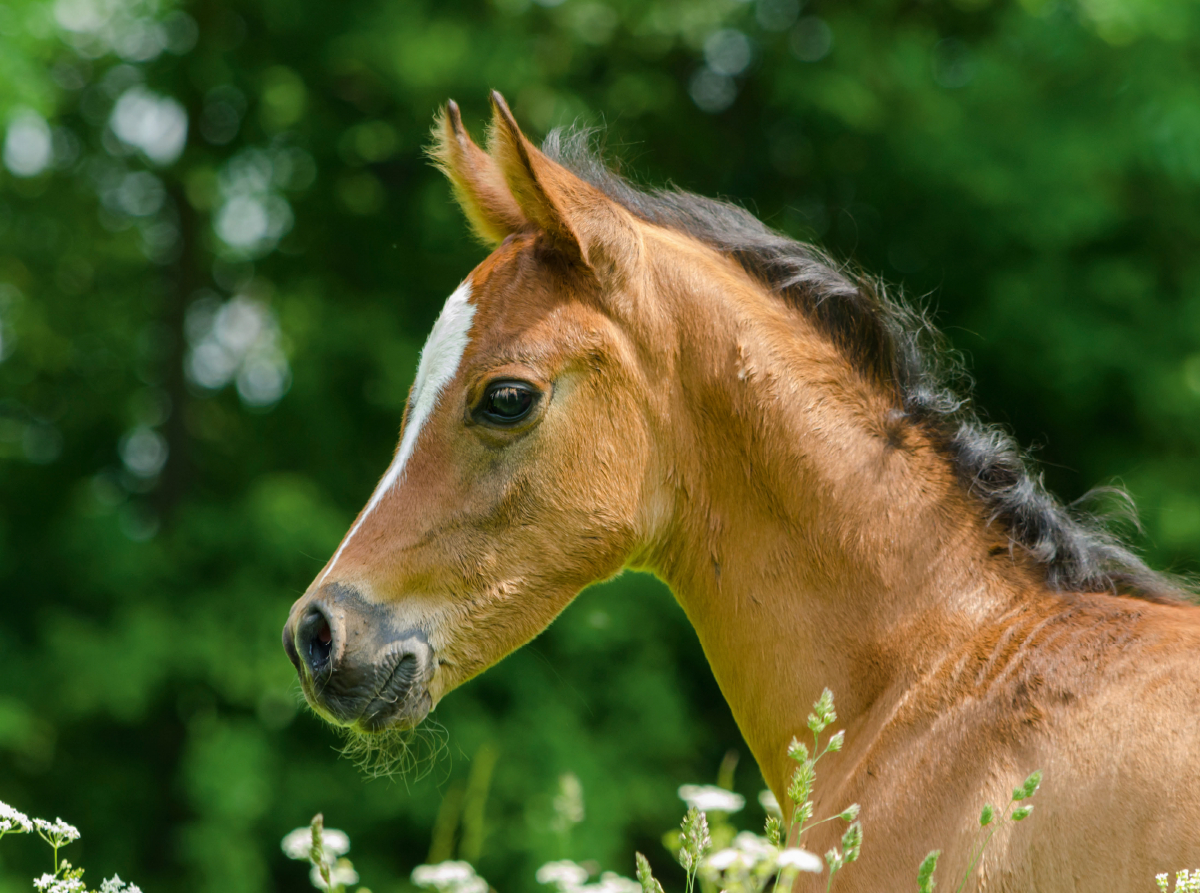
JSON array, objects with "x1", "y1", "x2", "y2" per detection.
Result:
[{"x1": 479, "y1": 382, "x2": 537, "y2": 425}]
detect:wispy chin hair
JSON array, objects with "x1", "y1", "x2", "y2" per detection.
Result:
[{"x1": 334, "y1": 720, "x2": 450, "y2": 783}]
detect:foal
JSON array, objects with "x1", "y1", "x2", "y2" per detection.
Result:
[{"x1": 284, "y1": 94, "x2": 1200, "y2": 890}]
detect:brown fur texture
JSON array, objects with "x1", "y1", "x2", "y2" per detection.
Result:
[{"x1": 287, "y1": 95, "x2": 1200, "y2": 890}]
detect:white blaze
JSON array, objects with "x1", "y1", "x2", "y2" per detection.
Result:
[{"x1": 321, "y1": 280, "x2": 476, "y2": 581}]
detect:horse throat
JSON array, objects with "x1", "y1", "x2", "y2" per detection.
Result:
[{"x1": 639, "y1": 254, "x2": 1032, "y2": 798}]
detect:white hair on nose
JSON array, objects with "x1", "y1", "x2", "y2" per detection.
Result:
[{"x1": 321, "y1": 280, "x2": 476, "y2": 581}]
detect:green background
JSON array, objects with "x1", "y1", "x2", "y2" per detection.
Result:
[{"x1": 1, "y1": 0, "x2": 1198, "y2": 890}]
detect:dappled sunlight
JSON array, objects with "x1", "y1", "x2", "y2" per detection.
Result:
[{"x1": 185, "y1": 292, "x2": 291, "y2": 407}]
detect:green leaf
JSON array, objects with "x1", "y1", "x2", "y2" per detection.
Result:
[
  {"x1": 979, "y1": 804, "x2": 994, "y2": 827},
  {"x1": 1020, "y1": 770, "x2": 1043, "y2": 800},
  {"x1": 636, "y1": 853, "x2": 665, "y2": 893},
  {"x1": 840, "y1": 821, "x2": 862, "y2": 861},
  {"x1": 764, "y1": 815, "x2": 782, "y2": 846},
  {"x1": 918, "y1": 851, "x2": 940, "y2": 893},
  {"x1": 787, "y1": 737, "x2": 809, "y2": 763}
]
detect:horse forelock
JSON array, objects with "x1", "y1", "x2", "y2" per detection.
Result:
[{"x1": 540, "y1": 125, "x2": 1188, "y2": 604}]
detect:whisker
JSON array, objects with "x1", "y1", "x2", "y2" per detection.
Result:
[{"x1": 334, "y1": 719, "x2": 451, "y2": 787}]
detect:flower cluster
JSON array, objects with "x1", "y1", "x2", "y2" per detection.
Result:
[
  {"x1": 2, "y1": 799, "x2": 141, "y2": 893},
  {"x1": 281, "y1": 814, "x2": 358, "y2": 892},
  {"x1": 412, "y1": 860, "x2": 488, "y2": 893},
  {"x1": 99, "y1": 876, "x2": 143, "y2": 893},
  {"x1": 534, "y1": 858, "x2": 639, "y2": 893},
  {"x1": 1158, "y1": 870, "x2": 1200, "y2": 893},
  {"x1": 35, "y1": 818, "x2": 83, "y2": 848},
  {"x1": 677, "y1": 785, "x2": 745, "y2": 815},
  {"x1": 700, "y1": 830, "x2": 822, "y2": 893},
  {"x1": 34, "y1": 874, "x2": 87, "y2": 893},
  {"x1": 0, "y1": 801, "x2": 32, "y2": 835}
]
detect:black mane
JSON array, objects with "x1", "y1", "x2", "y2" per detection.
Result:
[{"x1": 543, "y1": 127, "x2": 1185, "y2": 603}]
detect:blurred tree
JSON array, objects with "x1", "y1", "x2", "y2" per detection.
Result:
[{"x1": 1, "y1": 0, "x2": 1198, "y2": 891}]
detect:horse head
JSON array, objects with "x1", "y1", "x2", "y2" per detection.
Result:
[{"x1": 282, "y1": 94, "x2": 672, "y2": 735}]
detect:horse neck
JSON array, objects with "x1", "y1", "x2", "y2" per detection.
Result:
[{"x1": 638, "y1": 247, "x2": 1036, "y2": 793}]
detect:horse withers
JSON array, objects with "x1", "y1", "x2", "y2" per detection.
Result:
[{"x1": 282, "y1": 93, "x2": 1200, "y2": 890}]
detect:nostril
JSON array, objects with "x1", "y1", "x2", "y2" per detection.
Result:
[
  {"x1": 312, "y1": 618, "x2": 332, "y2": 663},
  {"x1": 282, "y1": 623, "x2": 300, "y2": 671},
  {"x1": 297, "y1": 606, "x2": 336, "y2": 678}
]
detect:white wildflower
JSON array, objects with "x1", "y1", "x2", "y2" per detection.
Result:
[
  {"x1": 412, "y1": 860, "x2": 487, "y2": 893},
  {"x1": 703, "y1": 831, "x2": 814, "y2": 887},
  {"x1": 537, "y1": 860, "x2": 590, "y2": 891},
  {"x1": 677, "y1": 784, "x2": 745, "y2": 814},
  {"x1": 35, "y1": 878, "x2": 85, "y2": 893},
  {"x1": 704, "y1": 849, "x2": 740, "y2": 871},
  {"x1": 34, "y1": 818, "x2": 81, "y2": 846},
  {"x1": 593, "y1": 872, "x2": 641, "y2": 893},
  {"x1": 310, "y1": 859, "x2": 358, "y2": 890},
  {"x1": 731, "y1": 831, "x2": 775, "y2": 861},
  {"x1": 321, "y1": 829, "x2": 350, "y2": 857},
  {"x1": 757, "y1": 790, "x2": 781, "y2": 818},
  {"x1": 282, "y1": 823, "x2": 350, "y2": 862},
  {"x1": 281, "y1": 827, "x2": 314, "y2": 861},
  {"x1": 0, "y1": 801, "x2": 32, "y2": 833},
  {"x1": 100, "y1": 877, "x2": 140, "y2": 893},
  {"x1": 413, "y1": 861, "x2": 476, "y2": 887},
  {"x1": 776, "y1": 848, "x2": 823, "y2": 873}
]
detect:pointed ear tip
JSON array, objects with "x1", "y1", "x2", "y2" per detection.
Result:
[
  {"x1": 489, "y1": 91, "x2": 517, "y2": 123},
  {"x1": 444, "y1": 99, "x2": 466, "y2": 136},
  {"x1": 489, "y1": 93, "x2": 527, "y2": 149}
]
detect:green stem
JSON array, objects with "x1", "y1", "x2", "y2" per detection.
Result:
[
  {"x1": 953, "y1": 800, "x2": 1014, "y2": 893},
  {"x1": 802, "y1": 813, "x2": 846, "y2": 835}
]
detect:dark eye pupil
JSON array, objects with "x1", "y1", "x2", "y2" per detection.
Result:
[{"x1": 486, "y1": 385, "x2": 533, "y2": 420}]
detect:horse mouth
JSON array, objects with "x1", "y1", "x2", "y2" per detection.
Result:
[
  {"x1": 284, "y1": 583, "x2": 436, "y2": 733},
  {"x1": 352, "y1": 650, "x2": 433, "y2": 734}
]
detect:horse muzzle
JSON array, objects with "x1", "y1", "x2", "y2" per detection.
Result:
[{"x1": 283, "y1": 583, "x2": 434, "y2": 733}]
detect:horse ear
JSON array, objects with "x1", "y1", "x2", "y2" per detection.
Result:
[
  {"x1": 429, "y1": 100, "x2": 528, "y2": 246},
  {"x1": 486, "y1": 91, "x2": 632, "y2": 271}
]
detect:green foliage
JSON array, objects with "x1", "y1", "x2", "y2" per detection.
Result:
[
  {"x1": 917, "y1": 769, "x2": 1043, "y2": 893},
  {"x1": 917, "y1": 851, "x2": 940, "y2": 893},
  {"x1": 783, "y1": 689, "x2": 859, "y2": 860},
  {"x1": 635, "y1": 853, "x2": 664, "y2": 893},
  {"x1": 670, "y1": 690, "x2": 856, "y2": 893},
  {"x1": 2, "y1": 0, "x2": 1199, "y2": 891},
  {"x1": 677, "y1": 807, "x2": 710, "y2": 893}
]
